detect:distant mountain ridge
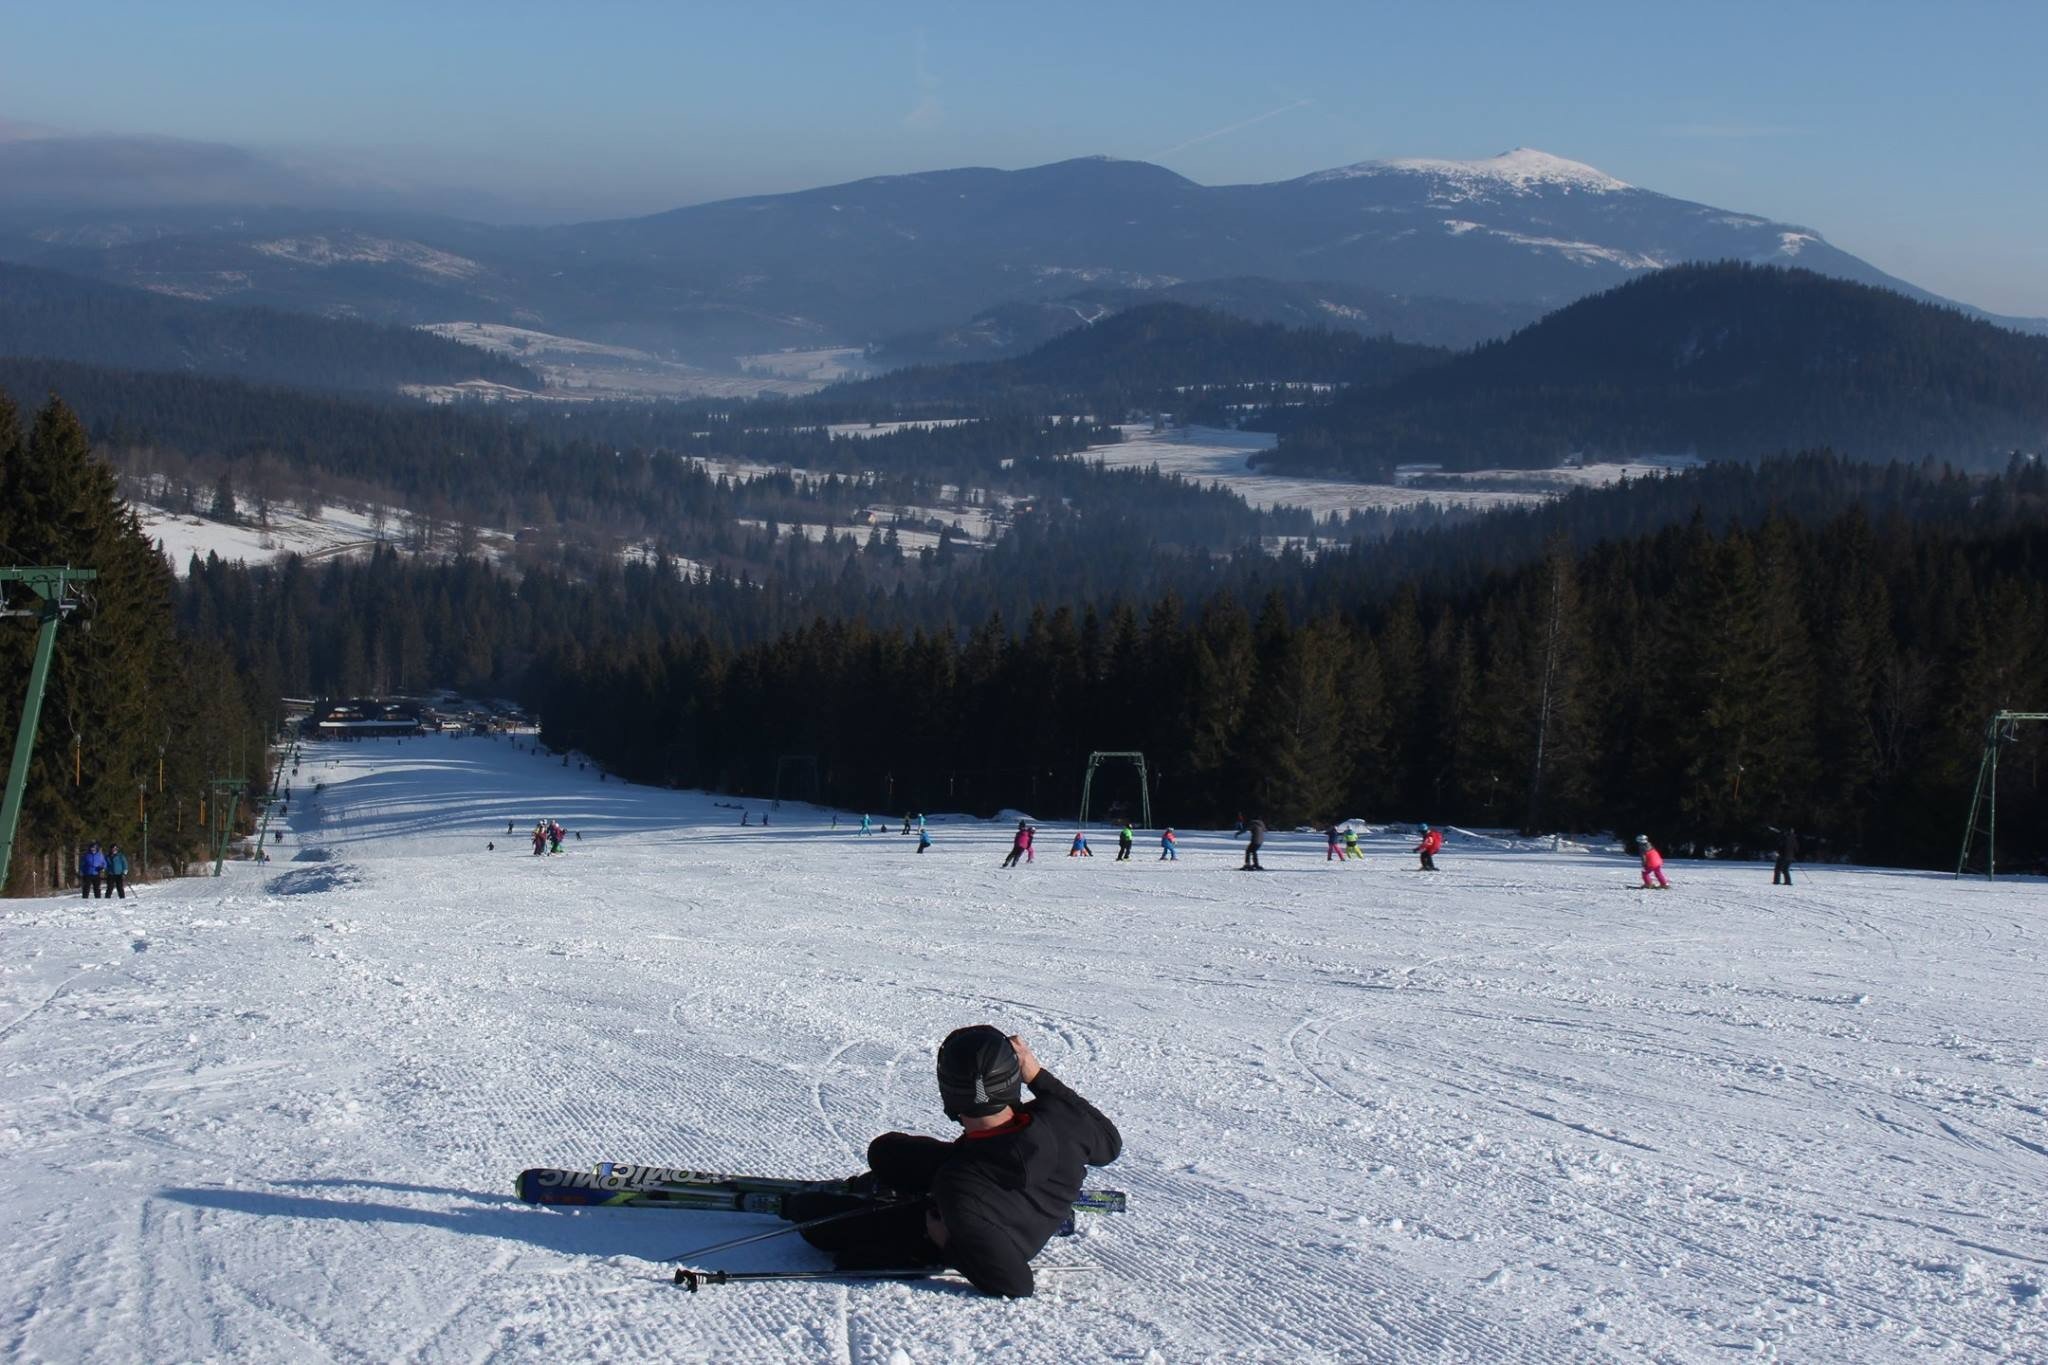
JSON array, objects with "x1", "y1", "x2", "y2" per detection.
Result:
[
  {"x1": 2, "y1": 142, "x2": 2041, "y2": 366},
  {"x1": 1264, "y1": 263, "x2": 2048, "y2": 476},
  {"x1": 0, "y1": 261, "x2": 540, "y2": 393}
]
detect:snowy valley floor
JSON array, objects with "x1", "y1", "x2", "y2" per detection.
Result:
[{"x1": 3, "y1": 736, "x2": 2045, "y2": 1362}]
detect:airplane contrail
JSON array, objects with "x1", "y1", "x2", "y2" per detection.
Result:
[{"x1": 1150, "y1": 97, "x2": 1313, "y2": 158}]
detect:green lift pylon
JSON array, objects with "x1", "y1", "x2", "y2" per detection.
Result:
[
  {"x1": 0, "y1": 567, "x2": 97, "y2": 892},
  {"x1": 1077, "y1": 751, "x2": 1151, "y2": 830},
  {"x1": 1954, "y1": 710, "x2": 2048, "y2": 878},
  {"x1": 209, "y1": 777, "x2": 248, "y2": 876}
]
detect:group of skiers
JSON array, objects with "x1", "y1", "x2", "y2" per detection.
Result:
[
  {"x1": 530, "y1": 819, "x2": 568, "y2": 856},
  {"x1": 76, "y1": 842, "x2": 132, "y2": 898},
  {"x1": 842, "y1": 809, "x2": 1800, "y2": 884}
]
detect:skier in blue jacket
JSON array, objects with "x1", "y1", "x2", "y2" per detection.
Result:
[{"x1": 79, "y1": 843, "x2": 107, "y2": 899}]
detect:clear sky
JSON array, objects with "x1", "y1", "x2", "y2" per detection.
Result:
[{"x1": 6, "y1": 0, "x2": 2046, "y2": 313}]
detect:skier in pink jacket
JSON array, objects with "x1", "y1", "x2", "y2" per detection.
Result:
[{"x1": 1639, "y1": 835, "x2": 1670, "y2": 889}]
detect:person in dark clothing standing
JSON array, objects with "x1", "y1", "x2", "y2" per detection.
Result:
[
  {"x1": 783, "y1": 1025, "x2": 1121, "y2": 1298},
  {"x1": 79, "y1": 843, "x2": 107, "y2": 898},
  {"x1": 1241, "y1": 818, "x2": 1267, "y2": 871},
  {"x1": 1773, "y1": 827, "x2": 1799, "y2": 885}
]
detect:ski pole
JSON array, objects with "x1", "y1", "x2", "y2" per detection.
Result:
[
  {"x1": 673, "y1": 1264, "x2": 1098, "y2": 1292},
  {"x1": 659, "y1": 1198, "x2": 917, "y2": 1265}
]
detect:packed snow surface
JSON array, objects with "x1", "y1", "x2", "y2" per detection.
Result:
[{"x1": 3, "y1": 736, "x2": 2044, "y2": 1361}]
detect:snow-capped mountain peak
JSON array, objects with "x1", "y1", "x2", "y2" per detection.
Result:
[{"x1": 1308, "y1": 147, "x2": 1633, "y2": 194}]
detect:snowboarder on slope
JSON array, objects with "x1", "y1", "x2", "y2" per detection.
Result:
[
  {"x1": 1414, "y1": 825, "x2": 1443, "y2": 872},
  {"x1": 1639, "y1": 835, "x2": 1670, "y2": 889},
  {"x1": 1116, "y1": 824, "x2": 1134, "y2": 862},
  {"x1": 781, "y1": 1026, "x2": 1121, "y2": 1298},
  {"x1": 1242, "y1": 819, "x2": 1267, "y2": 871},
  {"x1": 1772, "y1": 827, "x2": 1798, "y2": 886},
  {"x1": 1159, "y1": 828, "x2": 1177, "y2": 860},
  {"x1": 1069, "y1": 831, "x2": 1092, "y2": 857}
]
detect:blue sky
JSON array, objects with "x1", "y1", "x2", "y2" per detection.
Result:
[{"x1": 6, "y1": 0, "x2": 2046, "y2": 312}]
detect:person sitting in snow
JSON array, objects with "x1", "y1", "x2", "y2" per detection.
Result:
[
  {"x1": 781, "y1": 1027, "x2": 1121, "y2": 1298},
  {"x1": 1068, "y1": 830, "x2": 1092, "y2": 857}
]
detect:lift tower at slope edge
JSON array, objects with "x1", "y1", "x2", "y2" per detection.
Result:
[
  {"x1": 1955, "y1": 710, "x2": 2048, "y2": 877},
  {"x1": 0, "y1": 567, "x2": 97, "y2": 891}
]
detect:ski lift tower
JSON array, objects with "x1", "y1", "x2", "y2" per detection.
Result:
[
  {"x1": 0, "y1": 567, "x2": 97, "y2": 890},
  {"x1": 1077, "y1": 751, "x2": 1151, "y2": 830},
  {"x1": 1954, "y1": 709, "x2": 2048, "y2": 877}
]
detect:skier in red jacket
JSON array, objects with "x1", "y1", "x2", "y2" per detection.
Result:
[{"x1": 1413, "y1": 825, "x2": 1443, "y2": 871}]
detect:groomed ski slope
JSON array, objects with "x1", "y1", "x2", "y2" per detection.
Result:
[{"x1": 2, "y1": 735, "x2": 2044, "y2": 1363}]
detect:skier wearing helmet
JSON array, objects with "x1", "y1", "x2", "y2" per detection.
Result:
[
  {"x1": 1414, "y1": 824, "x2": 1444, "y2": 871},
  {"x1": 1639, "y1": 835, "x2": 1670, "y2": 889},
  {"x1": 781, "y1": 1026, "x2": 1121, "y2": 1296}
]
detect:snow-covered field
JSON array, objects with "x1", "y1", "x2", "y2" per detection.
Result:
[
  {"x1": 1088, "y1": 426, "x2": 1680, "y2": 518},
  {"x1": 135, "y1": 503, "x2": 513, "y2": 577},
  {"x1": 4, "y1": 736, "x2": 2044, "y2": 1361},
  {"x1": 420, "y1": 323, "x2": 840, "y2": 400}
]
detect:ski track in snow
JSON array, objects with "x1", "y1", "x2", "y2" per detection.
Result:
[{"x1": 2, "y1": 734, "x2": 2045, "y2": 1361}]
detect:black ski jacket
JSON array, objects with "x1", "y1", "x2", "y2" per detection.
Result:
[{"x1": 929, "y1": 1070, "x2": 1121, "y2": 1297}]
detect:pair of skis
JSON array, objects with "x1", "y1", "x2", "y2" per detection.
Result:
[
  {"x1": 515, "y1": 1163, "x2": 1126, "y2": 1292},
  {"x1": 515, "y1": 1163, "x2": 1126, "y2": 1217}
]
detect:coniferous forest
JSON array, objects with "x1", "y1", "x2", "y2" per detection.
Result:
[
  {"x1": 0, "y1": 394, "x2": 270, "y2": 894},
  {"x1": 158, "y1": 447, "x2": 2048, "y2": 872}
]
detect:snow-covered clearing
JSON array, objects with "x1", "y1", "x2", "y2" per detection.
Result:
[
  {"x1": 418, "y1": 323, "x2": 833, "y2": 401},
  {"x1": 134, "y1": 503, "x2": 513, "y2": 577},
  {"x1": 3, "y1": 735, "x2": 2043, "y2": 1361},
  {"x1": 1087, "y1": 426, "x2": 1681, "y2": 519}
]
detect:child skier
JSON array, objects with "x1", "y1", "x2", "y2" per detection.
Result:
[
  {"x1": 1116, "y1": 824, "x2": 1134, "y2": 862},
  {"x1": 1069, "y1": 831, "x2": 1092, "y2": 857},
  {"x1": 1325, "y1": 825, "x2": 1343, "y2": 861},
  {"x1": 1003, "y1": 821, "x2": 1030, "y2": 869},
  {"x1": 1344, "y1": 827, "x2": 1363, "y2": 861},
  {"x1": 1414, "y1": 825, "x2": 1443, "y2": 871},
  {"x1": 1158, "y1": 828, "x2": 1177, "y2": 861},
  {"x1": 917, "y1": 826, "x2": 933, "y2": 855},
  {"x1": 861, "y1": 813, "x2": 871, "y2": 836},
  {"x1": 1639, "y1": 835, "x2": 1670, "y2": 889}
]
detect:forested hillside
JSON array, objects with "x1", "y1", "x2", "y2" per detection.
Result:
[
  {"x1": 169, "y1": 450, "x2": 2048, "y2": 869},
  {"x1": 0, "y1": 393, "x2": 270, "y2": 894},
  {"x1": 0, "y1": 262, "x2": 540, "y2": 391},
  {"x1": 1269, "y1": 264, "x2": 2048, "y2": 477},
  {"x1": 820, "y1": 302, "x2": 1442, "y2": 418}
]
